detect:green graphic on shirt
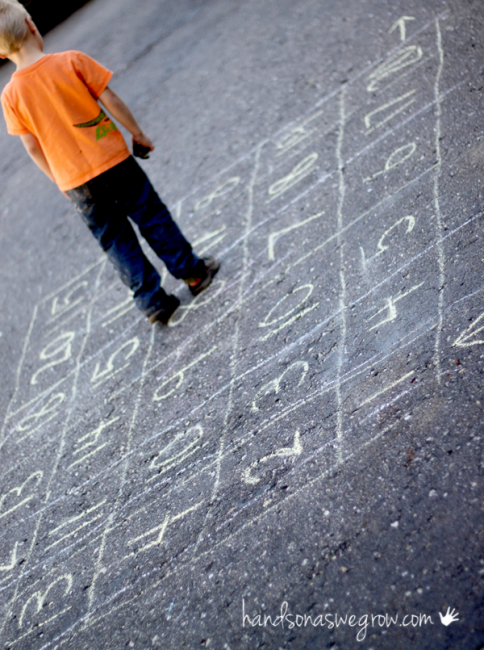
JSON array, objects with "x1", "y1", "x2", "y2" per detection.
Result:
[
  {"x1": 73, "y1": 109, "x2": 107, "y2": 128},
  {"x1": 73, "y1": 109, "x2": 118, "y2": 141},
  {"x1": 95, "y1": 121, "x2": 118, "y2": 141}
]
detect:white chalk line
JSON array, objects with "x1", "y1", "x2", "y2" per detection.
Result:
[
  {"x1": 432, "y1": 18, "x2": 445, "y2": 384},
  {"x1": 194, "y1": 143, "x2": 263, "y2": 551},
  {"x1": 335, "y1": 88, "x2": 347, "y2": 465}
]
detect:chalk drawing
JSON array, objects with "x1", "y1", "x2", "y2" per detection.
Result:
[
  {"x1": 259, "y1": 284, "x2": 319, "y2": 340},
  {"x1": 453, "y1": 311, "x2": 484, "y2": 348},
  {"x1": 0, "y1": 542, "x2": 18, "y2": 573},
  {"x1": 49, "y1": 281, "x2": 88, "y2": 322},
  {"x1": 267, "y1": 153, "x2": 318, "y2": 201},
  {"x1": 195, "y1": 177, "x2": 240, "y2": 211},
  {"x1": 85, "y1": 325, "x2": 156, "y2": 623},
  {"x1": 363, "y1": 142, "x2": 417, "y2": 183},
  {"x1": 153, "y1": 347, "x2": 217, "y2": 402},
  {"x1": 364, "y1": 90, "x2": 416, "y2": 134},
  {"x1": 169, "y1": 279, "x2": 226, "y2": 327},
  {"x1": 15, "y1": 393, "x2": 66, "y2": 442},
  {"x1": 0, "y1": 14, "x2": 466, "y2": 645},
  {"x1": 267, "y1": 211, "x2": 323, "y2": 260},
  {"x1": 197, "y1": 143, "x2": 264, "y2": 556},
  {"x1": 101, "y1": 294, "x2": 134, "y2": 328},
  {"x1": 432, "y1": 17, "x2": 446, "y2": 384},
  {"x1": 367, "y1": 282, "x2": 424, "y2": 332},
  {"x1": 358, "y1": 371, "x2": 414, "y2": 407},
  {"x1": 334, "y1": 88, "x2": 347, "y2": 464},
  {"x1": 147, "y1": 424, "x2": 204, "y2": 480},
  {"x1": 251, "y1": 361, "x2": 309, "y2": 412},
  {"x1": 45, "y1": 500, "x2": 106, "y2": 551},
  {"x1": 0, "y1": 471, "x2": 43, "y2": 522},
  {"x1": 0, "y1": 304, "x2": 37, "y2": 449},
  {"x1": 275, "y1": 125, "x2": 312, "y2": 156},
  {"x1": 0, "y1": 259, "x2": 106, "y2": 641},
  {"x1": 360, "y1": 215, "x2": 416, "y2": 270},
  {"x1": 242, "y1": 430, "x2": 302, "y2": 484},
  {"x1": 68, "y1": 417, "x2": 120, "y2": 470},
  {"x1": 274, "y1": 111, "x2": 323, "y2": 156},
  {"x1": 367, "y1": 45, "x2": 422, "y2": 92},
  {"x1": 18, "y1": 574, "x2": 72, "y2": 629},
  {"x1": 126, "y1": 502, "x2": 203, "y2": 557},
  {"x1": 191, "y1": 227, "x2": 227, "y2": 256},
  {"x1": 30, "y1": 332, "x2": 76, "y2": 385},
  {"x1": 389, "y1": 16, "x2": 415, "y2": 43},
  {"x1": 90, "y1": 337, "x2": 140, "y2": 388}
]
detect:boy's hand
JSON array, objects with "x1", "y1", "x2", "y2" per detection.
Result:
[{"x1": 132, "y1": 133, "x2": 154, "y2": 152}]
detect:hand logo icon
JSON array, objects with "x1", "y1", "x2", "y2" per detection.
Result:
[{"x1": 439, "y1": 607, "x2": 459, "y2": 626}]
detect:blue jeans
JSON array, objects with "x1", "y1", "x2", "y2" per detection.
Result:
[{"x1": 66, "y1": 156, "x2": 203, "y2": 317}]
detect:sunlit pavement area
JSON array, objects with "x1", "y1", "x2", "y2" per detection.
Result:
[{"x1": 0, "y1": 0, "x2": 483, "y2": 647}]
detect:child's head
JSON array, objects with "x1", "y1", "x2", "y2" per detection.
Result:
[{"x1": 0, "y1": 0, "x2": 30, "y2": 56}]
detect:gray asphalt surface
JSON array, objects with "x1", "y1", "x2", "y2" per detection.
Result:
[{"x1": 0, "y1": 0, "x2": 483, "y2": 648}]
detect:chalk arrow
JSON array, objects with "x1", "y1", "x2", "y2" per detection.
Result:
[{"x1": 389, "y1": 16, "x2": 415, "y2": 42}]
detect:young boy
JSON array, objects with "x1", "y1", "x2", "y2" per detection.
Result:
[{"x1": 0, "y1": 0, "x2": 219, "y2": 324}]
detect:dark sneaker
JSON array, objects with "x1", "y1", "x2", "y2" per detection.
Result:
[
  {"x1": 148, "y1": 294, "x2": 180, "y2": 324},
  {"x1": 188, "y1": 256, "x2": 220, "y2": 296}
]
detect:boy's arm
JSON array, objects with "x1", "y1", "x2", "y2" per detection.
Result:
[
  {"x1": 98, "y1": 87, "x2": 154, "y2": 152},
  {"x1": 20, "y1": 133, "x2": 55, "y2": 182}
]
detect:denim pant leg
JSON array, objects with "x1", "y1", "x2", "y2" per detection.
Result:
[
  {"x1": 66, "y1": 183, "x2": 168, "y2": 317},
  {"x1": 116, "y1": 158, "x2": 204, "y2": 279}
]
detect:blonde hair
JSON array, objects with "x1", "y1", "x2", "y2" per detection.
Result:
[{"x1": 0, "y1": 0, "x2": 29, "y2": 55}]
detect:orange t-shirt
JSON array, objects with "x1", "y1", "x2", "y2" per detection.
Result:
[{"x1": 1, "y1": 50, "x2": 130, "y2": 191}]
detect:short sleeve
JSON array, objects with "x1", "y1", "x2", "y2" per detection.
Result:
[
  {"x1": 71, "y1": 51, "x2": 113, "y2": 99},
  {"x1": 1, "y1": 89, "x2": 29, "y2": 135}
]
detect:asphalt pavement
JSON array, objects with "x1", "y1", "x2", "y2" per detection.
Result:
[{"x1": 0, "y1": 0, "x2": 483, "y2": 648}]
